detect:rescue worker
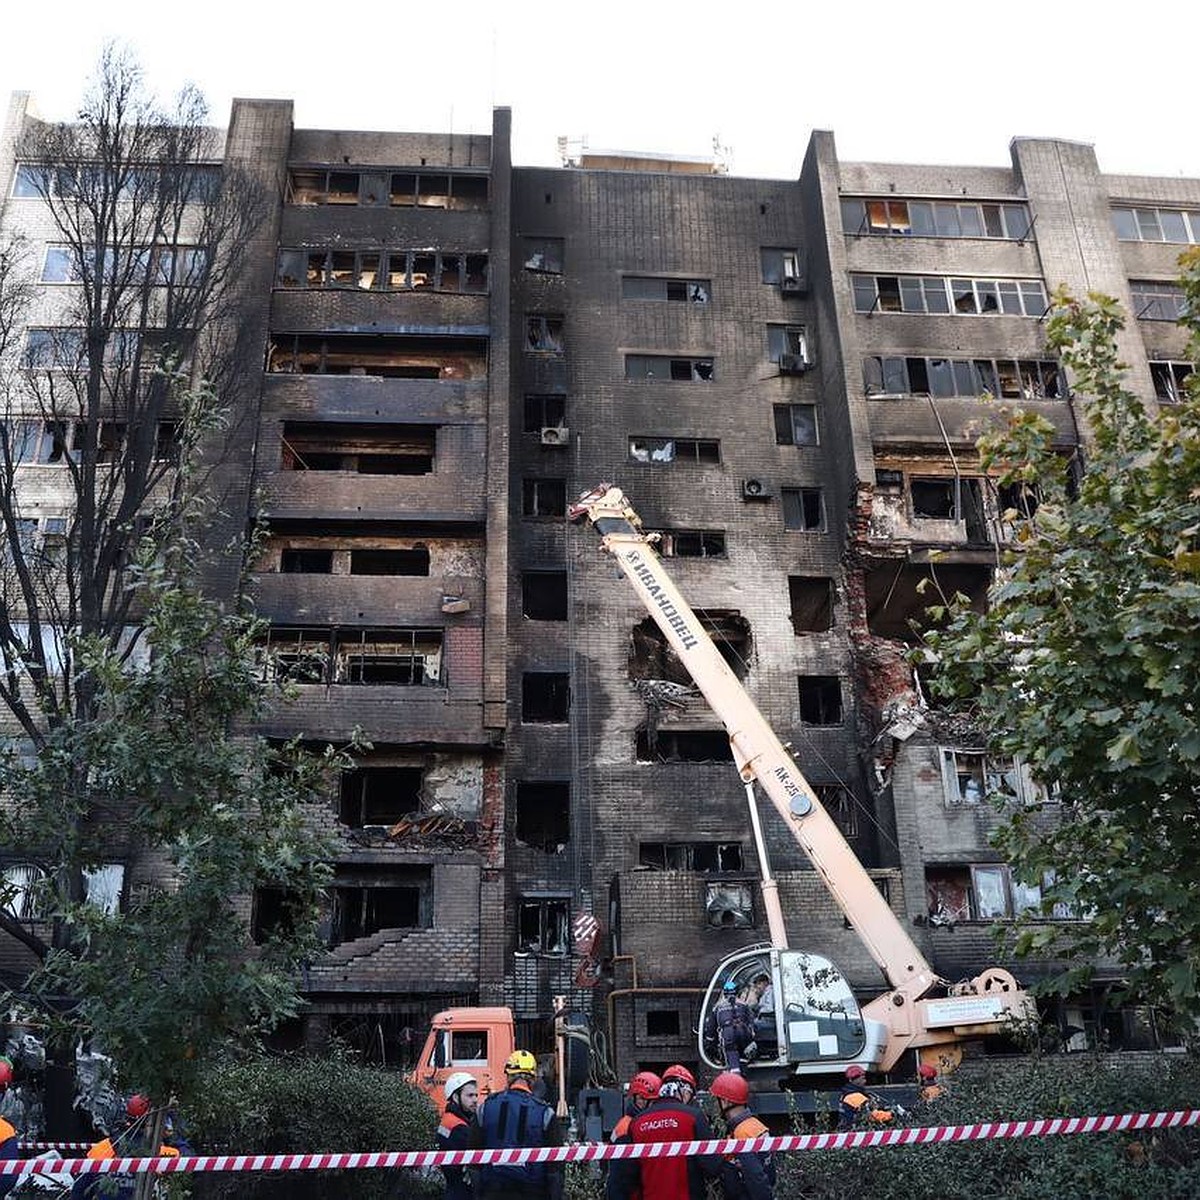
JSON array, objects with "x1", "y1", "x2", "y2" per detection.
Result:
[
  {"x1": 0, "y1": 1058, "x2": 19, "y2": 1200},
  {"x1": 438, "y1": 1071, "x2": 480, "y2": 1200},
  {"x1": 472, "y1": 1049, "x2": 564, "y2": 1200},
  {"x1": 916, "y1": 1062, "x2": 944, "y2": 1103},
  {"x1": 713, "y1": 981, "x2": 757, "y2": 1073},
  {"x1": 709, "y1": 1072, "x2": 775, "y2": 1200},
  {"x1": 837, "y1": 1066, "x2": 894, "y2": 1132},
  {"x1": 72, "y1": 1094, "x2": 180, "y2": 1199},
  {"x1": 606, "y1": 1072, "x2": 660, "y2": 1200},
  {"x1": 608, "y1": 1064, "x2": 720, "y2": 1200}
]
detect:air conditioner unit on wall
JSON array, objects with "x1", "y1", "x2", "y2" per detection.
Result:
[
  {"x1": 780, "y1": 275, "x2": 807, "y2": 296},
  {"x1": 741, "y1": 478, "x2": 773, "y2": 501},
  {"x1": 540, "y1": 426, "x2": 570, "y2": 447}
]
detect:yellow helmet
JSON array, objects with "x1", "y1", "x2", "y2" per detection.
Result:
[{"x1": 504, "y1": 1049, "x2": 538, "y2": 1077}]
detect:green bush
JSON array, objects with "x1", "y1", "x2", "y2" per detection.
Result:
[
  {"x1": 776, "y1": 1054, "x2": 1200, "y2": 1200},
  {"x1": 185, "y1": 1056, "x2": 439, "y2": 1199}
]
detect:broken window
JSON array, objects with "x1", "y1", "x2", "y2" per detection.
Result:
[
  {"x1": 1111, "y1": 206, "x2": 1200, "y2": 245},
  {"x1": 522, "y1": 572, "x2": 568, "y2": 620},
  {"x1": 911, "y1": 477, "x2": 958, "y2": 520},
  {"x1": 288, "y1": 170, "x2": 486, "y2": 210},
  {"x1": 628, "y1": 437, "x2": 720, "y2": 464},
  {"x1": 638, "y1": 842, "x2": 743, "y2": 871},
  {"x1": 281, "y1": 548, "x2": 334, "y2": 574},
  {"x1": 526, "y1": 315, "x2": 565, "y2": 353},
  {"x1": 518, "y1": 897, "x2": 569, "y2": 954},
  {"x1": 280, "y1": 423, "x2": 436, "y2": 474},
  {"x1": 523, "y1": 238, "x2": 565, "y2": 274},
  {"x1": 773, "y1": 405, "x2": 818, "y2": 446},
  {"x1": 635, "y1": 730, "x2": 732, "y2": 762},
  {"x1": 629, "y1": 611, "x2": 751, "y2": 685},
  {"x1": 1150, "y1": 361, "x2": 1194, "y2": 403},
  {"x1": 336, "y1": 629, "x2": 443, "y2": 685},
  {"x1": 851, "y1": 275, "x2": 1045, "y2": 316},
  {"x1": 522, "y1": 673, "x2": 570, "y2": 722},
  {"x1": 997, "y1": 481, "x2": 1040, "y2": 524},
  {"x1": 649, "y1": 529, "x2": 726, "y2": 558},
  {"x1": 340, "y1": 766, "x2": 423, "y2": 827},
  {"x1": 523, "y1": 394, "x2": 567, "y2": 432},
  {"x1": 767, "y1": 325, "x2": 809, "y2": 364},
  {"x1": 781, "y1": 487, "x2": 825, "y2": 532},
  {"x1": 268, "y1": 334, "x2": 486, "y2": 379},
  {"x1": 843, "y1": 198, "x2": 1031, "y2": 240},
  {"x1": 1131, "y1": 281, "x2": 1187, "y2": 321},
  {"x1": 622, "y1": 276, "x2": 711, "y2": 303},
  {"x1": 864, "y1": 356, "x2": 1062, "y2": 400},
  {"x1": 624, "y1": 355, "x2": 714, "y2": 382},
  {"x1": 788, "y1": 576, "x2": 834, "y2": 633},
  {"x1": 522, "y1": 478, "x2": 567, "y2": 517},
  {"x1": 927, "y1": 865, "x2": 1049, "y2": 923},
  {"x1": 939, "y1": 748, "x2": 1030, "y2": 807},
  {"x1": 252, "y1": 886, "x2": 301, "y2": 943},
  {"x1": 332, "y1": 867, "x2": 432, "y2": 942},
  {"x1": 350, "y1": 548, "x2": 432, "y2": 576},
  {"x1": 705, "y1": 881, "x2": 753, "y2": 929},
  {"x1": 2, "y1": 863, "x2": 46, "y2": 919},
  {"x1": 515, "y1": 782, "x2": 571, "y2": 851},
  {"x1": 814, "y1": 785, "x2": 858, "y2": 839},
  {"x1": 798, "y1": 676, "x2": 842, "y2": 726},
  {"x1": 760, "y1": 248, "x2": 802, "y2": 284}
]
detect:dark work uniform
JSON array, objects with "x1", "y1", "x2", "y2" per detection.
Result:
[
  {"x1": 608, "y1": 1097, "x2": 721, "y2": 1200},
  {"x1": 438, "y1": 1101, "x2": 476, "y2": 1200},
  {"x1": 718, "y1": 1112, "x2": 775, "y2": 1200},
  {"x1": 471, "y1": 1079, "x2": 564, "y2": 1200}
]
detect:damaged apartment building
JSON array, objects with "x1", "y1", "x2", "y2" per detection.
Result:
[{"x1": 2, "y1": 90, "x2": 1196, "y2": 1068}]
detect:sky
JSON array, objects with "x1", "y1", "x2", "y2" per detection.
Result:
[{"x1": 2, "y1": 1, "x2": 1198, "y2": 182}]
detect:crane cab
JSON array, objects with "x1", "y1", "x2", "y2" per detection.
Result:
[{"x1": 699, "y1": 947, "x2": 889, "y2": 1077}]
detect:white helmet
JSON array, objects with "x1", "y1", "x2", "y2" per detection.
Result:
[{"x1": 444, "y1": 1072, "x2": 477, "y2": 1103}]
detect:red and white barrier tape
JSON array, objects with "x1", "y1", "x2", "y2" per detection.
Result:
[
  {"x1": 3, "y1": 1110, "x2": 1197, "y2": 1176},
  {"x1": 17, "y1": 1142, "x2": 92, "y2": 1152}
]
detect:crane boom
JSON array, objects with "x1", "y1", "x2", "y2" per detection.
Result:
[{"x1": 571, "y1": 485, "x2": 1033, "y2": 1069}]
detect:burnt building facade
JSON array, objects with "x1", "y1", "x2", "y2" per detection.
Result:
[{"x1": 3, "y1": 90, "x2": 1196, "y2": 1066}]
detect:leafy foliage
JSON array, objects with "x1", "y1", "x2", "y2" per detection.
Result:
[
  {"x1": 187, "y1": 1056, "x2": 439, "y2": 1199},
  {"x1": 776, "y1": 1053, "x2": 1200, "y2": 1200},
  {"x1": 920, "y1": 249, "x2": 1200, "y2": 1022}
]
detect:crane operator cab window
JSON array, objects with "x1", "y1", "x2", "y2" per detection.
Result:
[{"x1": 700, "y1": 949, "x2": 866, "y2": 1069}]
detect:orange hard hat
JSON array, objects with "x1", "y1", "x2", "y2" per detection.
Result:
[
  {"x1": 629, "y1": 1071, "x2": 661, "y2": 1100},
  {"x1": 710, "y1": 1072, "x2": 750, "y2": 1105},
  {"x1": 662, "y1": 1064, "x2": 696, "y2": 1089}
]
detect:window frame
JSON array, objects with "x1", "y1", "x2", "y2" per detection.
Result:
[
  {"x1": 851, "y1": 274, "x2": 1047, "y2": 317},
  {"x1": 781, "y1": 487, "x2": 826, "y2": 532}
]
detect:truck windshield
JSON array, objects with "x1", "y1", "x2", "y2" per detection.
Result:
[{"x1": 778, "y1": 951, "x2": 866, "y2": 1062}]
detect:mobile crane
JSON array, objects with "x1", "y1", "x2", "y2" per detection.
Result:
[
  {"x1": 408, "y1": 485, "x2": 1034, "y2": 1121},
  {"x1": 567, "y1": 484, "x2": 1034, "y2": 1079}
]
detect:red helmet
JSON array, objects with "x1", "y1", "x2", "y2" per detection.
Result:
[
  {"x1": 126, "y1": 1094, "x2": 151, "y2": 1119},
  {"x1": 918, "y1": 1064, "x2": 938, "y2": 1081},
  {"x1": 710, "y1": 1072, "x2": 750, "y2": 1105},
  {"x1": 629, "y1": 1071, "x2": 661, "y2": 1100},
  {"x1": 662, "y1": 1064, "x2": 696, "y2": 1089},
  {"x1": 0, "y1": 1058, "x2": 12, "y2": 1089},
  {"x1": 845, "y1": 1065, "x2": 866, "y2": 1081}
]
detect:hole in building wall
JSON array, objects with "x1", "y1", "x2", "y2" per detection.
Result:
[
  {"x1": 863, "y1": 563, "x2": 990, "y2": 642},
  {"x1": 639, "y1": 842, "x2": 743, "y2": 871},
  {"x1": 788, "y1": 576, "x2": 834, "y2": 633},
  {"x1": 628, "y1": 612, "x2": 750, "y2": 685},
  {"x1": 515, "y1": 781, "x2": 571, "y2": 851},
  {"x1": 281, "y1": 423, "x2": 437, "y2": 474},
  {"x1": 281, "y1": 548, "x2": 334, "y2": 574}
]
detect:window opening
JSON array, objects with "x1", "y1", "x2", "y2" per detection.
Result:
[
  {"x1": 280, "y1": 423, "x2": 437, "y2": 473},
  {"x1": 649, "y1": 529, "x2": 726, "y2": 558},
  {"x1": 788, "y1": 576, "x2": 834, "y2": 633},
  {"x1": 646, "y1": 1010, "x2": 681, "y2": 1036},
  {"x1": 522, "y1": 572, "x2": 568, "y2": 620},
  {"x1": 523, "y1": 238, "x2": 565, "y2": 274},
  {"x1": 773, "y1": 405, "x2": 818, "y2": 446},
  {"x1": 628, "y1": 437, "x2": 720, "y2": 464},
  {"x1": 705, "y1": 881, "x2": 753, "y2": 928},
  {"x1": 635, "y1": 730, "x2": 732, "y2": 762},
  {"x1": 1130, "y1": 281, "x2": 1186, "y2": 322},
  {"x1": 911, "y1": 477, "x2": 958, "y2": 519},
  {"x1": 515, "y1": 781, "x2": 571, "y2": 851},
  {"x1": 523, "y1": 395, "x2": 567, "y2": 432},
  {"x1": 340, "y1": 766, "x2": 423, "y2": 827},
  {"x1": 798, "y1": 676, "x2": 842, "y2": 725},
  {"x1": 1149, "y1": 361, "x2": 1193, "y2": 403},
  {"x1": 629, "y1": 612, "x2": 750, "y2": 684},
  {"x1": 638, "y1": 842, "x2": 743, "y2": 871},
  {"x1": 350, "y1": 548, "x2": 432, "y2": 576},
  {"x1": 281, "y1": 549, "x2": 334, "y2": 574},
  {"x1": 522, "y1": 673, "x2": 570, "y2": 722},
  {"x1": 781, "y1": 487, "x2": 825, "y2": 532},
  {"x1": 622, "y1": 276, "x2": 711, "y2": 303},
  {"x1": 522, "y1": 478, "x2": 567, "y2": 517},
  {"x1": 526, "y1": 315, "x2": 564, "y2": 353},
  {"x1": 814, "y1": 785, "x2": 858, "y2": 839},
  {"x1": 624, "y1": 355, "x2": 714, "y2": 382},
  {"x1": 518, "y1": 898, "x2": 569, "y2": 953}
]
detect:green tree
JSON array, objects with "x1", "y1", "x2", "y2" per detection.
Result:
[
  {"x1": 0, "y1": 45, "x2": 334, "y2": 1147},
  {"x1": 920, "y1": 249, "x2": 1200, "y2": 1025}
]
